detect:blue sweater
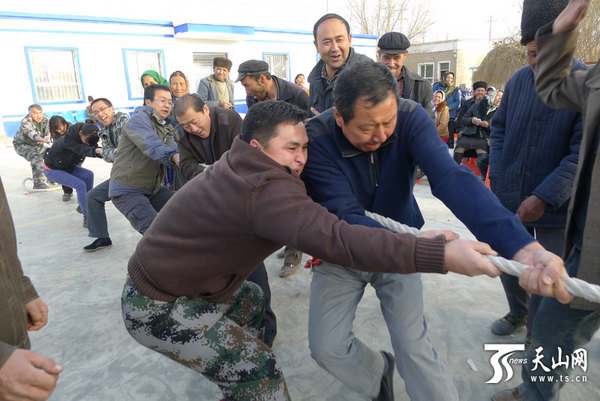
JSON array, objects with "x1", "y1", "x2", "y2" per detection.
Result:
[
  {"x1": 489, "y1": 63, "x2": 585, "y2": 227},
  {"x1": 303, "y1": 100, "x2": 534, "y2": 259}
]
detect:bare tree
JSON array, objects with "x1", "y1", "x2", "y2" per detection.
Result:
[
  {"x1": 349, "y1": 0, "x2": 432, "y2": 41},
  {"x1": 575, "y1": 0, "x2": 600, "y2": 62}
]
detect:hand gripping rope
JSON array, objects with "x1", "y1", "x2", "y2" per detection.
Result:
[{"x1": 365, "y1": 211, "x2": 600, "y2": 304}]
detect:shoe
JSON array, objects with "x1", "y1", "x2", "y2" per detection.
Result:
[
  {"x1": 83, "y1": 218, "x2": 88, "y2": 228},
  {"x1": 76, "y1": 205, "x2": 82, "y2": 214},
  {"x1": 276, "y1": 248, "x2": 285, "y2": 258},
  {"x1": 279, "y1": 263, "x2": 300, "y2": 278},
  {"x1": 46, "y1": 179, "x2": 60, "y2": 186},
  {"x1": 491, "y1": 388, "x2": 524, "y2": 401},
  {"x1": 491, "y1": 314, "x2": 527, "y2": 335},
  {"x1": 373, "y1": 351, "x2": 395, "y2": 401},
  {"x1": 32, "y1": 183, "x2": 49, "y2": 190},
  {"x1": 83, "y1": 237, "x2": 112, "y2": 252},
  {"x1": 62, "y1": 193, "x2": 72, "y2": 201}
]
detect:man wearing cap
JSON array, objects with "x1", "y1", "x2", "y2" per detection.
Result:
[
  {"x1": 377, "y1": 32, "x2": 433, "y2": 118},
  {"x1": 197, "y1": 57, "x2": 235, "y2": 109},
  {"x1": 487, "y1": 0, "x2": 585, "y2": 345},
  {"x1": 307, "y1": 13, "x2": 371, "y2": 116},
  {"x1": 237, "y1": 59, "x2": 308, "y2": 112},
  {"x1": 237, "y1": 59, "x2": 309, "y2": 278}
]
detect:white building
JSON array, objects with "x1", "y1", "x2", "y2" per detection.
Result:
[{"x1": 1, "y1": 1, "x2": 377, "y2": 137}]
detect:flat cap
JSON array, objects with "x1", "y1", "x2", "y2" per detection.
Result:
[
  {"x1": 377, "y1": 32, "x2": 410, "y2": 54},
  {"x1": 236, "y1": 60, "x2": 269, "y2": 82}
]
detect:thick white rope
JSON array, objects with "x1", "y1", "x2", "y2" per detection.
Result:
[{"x1": 365, "y1": 211, "x2": 600, "y2": 304}]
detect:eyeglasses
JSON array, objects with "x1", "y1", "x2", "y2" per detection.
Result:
[
  {"x1": 153, "y1": 98, "x2": 173, "y2": 106},
  {"x1": 92, "y1": 105, "x2": 111, "y2": 116}
]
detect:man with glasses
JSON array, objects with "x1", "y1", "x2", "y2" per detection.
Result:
[
  {"x1": 82, "y1": 98, "x2": 130, "y2": 252},
  {"x1": 109, "y1": 84, "x2": 180, "y2": 235}
]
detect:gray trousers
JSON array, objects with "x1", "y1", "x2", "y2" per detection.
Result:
[
  {"x1": 308, "y1": 262, "x2": 458, "y2": 401},
  {"x1": 86, "y1": 179, "x2": 111, "y2": 238},
  {"x1": 111, "y1": 187, "x2": 174, "y2": 234}
]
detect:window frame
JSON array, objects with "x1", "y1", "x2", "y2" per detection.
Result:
[
  {"x1": 417, "y1": 62, "x2": 435, "y2": 85},
  {"x1": 24, "y1": 46, "x2": 86, "y2": 105},
  {"x1": 438, "y1": 61, "x2": 451, "y2": 81},
  {"x1": 262, "y1": 52, "x2": 291, "y2": 81},
  {"x1": 122, "y1": 48, "x2": 166, "y2": 101}
]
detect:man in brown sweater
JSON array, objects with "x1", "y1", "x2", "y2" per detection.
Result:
[
  {"x1": 0, "y1": 177, "x2": 62, "y2": 400},
  {"x1": 121, "y1": 101, "x2": 503, "y2": 401}
]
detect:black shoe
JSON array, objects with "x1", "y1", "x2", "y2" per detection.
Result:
[
  {"x1": 62, "y1": 193, "x2": 72, "y2": 202},
  {"x1": 491, "y1": 313, "x2": 527, "y2": 335},
  {"x1": 83, "y1": 237, "x2": 112, "y2": 252},
  {"x1": 373, "y1": 351, "x2": 395, "y2": 401},
  {"x1": 32, "y1": 183, "x2": 49, "y2": 190},
  {"x1": 76, "y1": 205, "x2": 82, "y2": 214}
]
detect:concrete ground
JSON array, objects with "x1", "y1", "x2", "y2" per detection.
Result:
[{"x1": 1, "y1": 142, "x2": 599, "y2": 401}]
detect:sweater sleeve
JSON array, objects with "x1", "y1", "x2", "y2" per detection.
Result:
[{"x1": 252, "y1": 177, "x2": 446, "y2": 275}]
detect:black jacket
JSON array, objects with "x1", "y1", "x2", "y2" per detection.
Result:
[
  {"x1": 246, "y1": 76, "x2": 308, "y2": 111},
  {"x1": 401, "y1": 66, "x2": 434, "y2": 118},
  {"x1": 462, "y1": 98, "x2": 494, "y2": 138},
  {"x1": 307, "y1": 48, "x2": 371, "y2": 115},
  {"x1": 175, "y1": 107, "x2": 243, "y2": 180},
  {"x1": 44, "y1": 125, "x2": 99, "y2": 172},
  {"x1": 455, "y1": 96, "x2": 476, "y2": 132}
]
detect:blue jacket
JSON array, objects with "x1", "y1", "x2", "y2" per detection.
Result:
[
  {"x1": 303, "y1": 101, "x2": 535, "y2": 259},
  {"x1": 432, "y1": 82, "x2": 461, "y2": 119},
  {"x1": 489, "y1": 63, "x2": 585, "y2": 227}
]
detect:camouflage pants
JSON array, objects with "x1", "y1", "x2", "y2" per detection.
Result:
[
  {"x1": 13, "y1": 143, "x2": 45, "y2": 185},
  {"x1": 121, "y1": 277, "x2": 290, "y2": 401}
]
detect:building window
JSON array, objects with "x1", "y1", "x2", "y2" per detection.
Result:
[
  {"x1": 25, "y1": 47, "x2": 84, "y2": 104},
  {"x1": 263, "y1": 53, "x2": 290, "y2": 80},
  {"x1": 123, "y1": 49, "x2": 165, "y2": 100},
  {"x1": 438, "y1": 61, "x2": 451, "y2": 81},
  {"x1": 418, "y1": 63, "x2": 434, "y2": 85},
  {"x1": 192, "y1": 52, "x2": 228, "y2": 92}
]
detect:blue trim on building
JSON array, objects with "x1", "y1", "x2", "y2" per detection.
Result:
[
  {"x1": 0, "y1": 28, "x2": 174, "y2": 38},
  {"x1": 0, "y1": 11, "x2": 172, "y2": 27},
  {"x1": 24, "y1": 46, "x2": 86, "y2": 106},
  {"x1": 174, "y1": 23, "x2": 254, "y2": 36}
]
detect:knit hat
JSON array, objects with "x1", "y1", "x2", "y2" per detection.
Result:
[
  {"x1": 521, "y1": 0, "x2": 568, "y2": 45},
  {"x1": 213, "y1": 57, "x2": 233, "y2": 71},
  {"x1": 473, "y1": 81, "x2": 488, "y2": 91}
]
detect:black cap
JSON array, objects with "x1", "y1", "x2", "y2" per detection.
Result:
[
  {"x1": 521, "y1": 0, "x2": 568, "y2": 45},
  {"x1": 377, "y1": 32, "x2": 410, "y2": 54},
  {"x1": 473, "y1": 81, "x2": 488, "y2": 91},
  {"x1": 236, "y1": 60, "x2": 269, "y2": 82}
]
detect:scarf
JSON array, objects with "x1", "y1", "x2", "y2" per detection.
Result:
[{"x1": 140, "y1": 70, "x2": 169, "y2": 87}]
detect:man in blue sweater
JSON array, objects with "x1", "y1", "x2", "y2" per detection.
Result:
[
  {"x1": 302, "y1": 61, "x2": 566, "y2": 401},
  {"x1": 488, "y1": 3, "x2": 586, "y2": 340}
]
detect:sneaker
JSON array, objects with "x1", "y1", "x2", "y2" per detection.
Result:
[
  {"x1": 62, "y1": 193, "x2": 72, "y2": 202},
  {"x1": 279, "y1": 263, "x2": 300, "y2": 278},
  {"x1": 83, "y1": 218, "x2": 88, "y2": 228},
  {"x1": 491, "y1": 314, "x2": 527, "y2": 336},
  {"x1": 46, "y1": 179, "x2": 60, "y2": 186},
  {"x1": 491, "y1": 388, "x2": 524, "y2": 401},
  {"x1": 373, "y1": 351, "x2": 395, "y2": 401},
  {"x1": 76, "y1": 205, "x2": 82, "y2": 214},
  {"x1": 83, "y1": 237, "x2": 112, "y2": 252},
  {"x1": 32, "y1": 183, "x2": 49, "y2": 190}
]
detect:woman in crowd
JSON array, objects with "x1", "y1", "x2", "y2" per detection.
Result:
[
  {"x1": 432, "y1": 89, "x2": 450, "y2": 144},
  {"x1": 140, "y1": 70, "x2": 169, "y2": 89},
  {"x1": 432, "y1": 71, "x2": 461, "y2": 148},
  {"x1": 295, "y1": 73, "x2": 309, "y2": 94},
  {"x1": 48, "y1": 115, "x2": 75, "y2": 202},
  {"x1": 43, "y1": 121, "x2": 102, "y2": 227},
  {"x1": 169, "y1": 71, "x2": 190, "y2": 100}
]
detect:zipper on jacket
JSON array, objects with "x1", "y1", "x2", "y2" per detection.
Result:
[{"x1": 369, "y1": 152, "x2": 379, "y2": 188}]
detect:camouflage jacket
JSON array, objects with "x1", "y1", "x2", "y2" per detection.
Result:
[
  {"x1": 98, "y1": 111, "x2": 129, "y2": 163},
  {"x1": 12, "y1": 115, "x2": 49, "y2": 148}
]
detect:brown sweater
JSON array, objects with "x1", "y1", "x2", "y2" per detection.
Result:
[{"x1": 128, "y1": 137, "x2": 447, "y2": 303}]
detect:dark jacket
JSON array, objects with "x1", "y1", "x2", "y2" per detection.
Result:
[
  {"x1": 455, "y1": 96, "x2": 476, "y2": 132},
  {"x1": 302, "y1": 101, "x2": 535, "y2": 259},
  {"x1": 402, "y1": 66, "x2": 434, "y2": 118},
  {"x1": 246, "y1": 76, "x2": 308, "y2": 110},
  {"x1": 490, "y1": 64, "x2": 584, "y2": 228},
  {"x1": 128, "y1": 137, "x2": 447, "y2": 303},
  {"x1": 307, "y1": 48, "x2": 371, "y2": 114},
  {"x1": 109, "y1": 106, "x2": 177, "y2": 197},
  {"x1": 44, "y1": 124, "x2": 99, "y2": 172},
  {"x1": 176, "y1": 107, "x2": 243, "y2": 180},
  {"x1": 462, "y1": 98, "x2": 492, "y2": 138},
  {"x1": 0, "y1": 177, "x2": 39, "y2": 368}
]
